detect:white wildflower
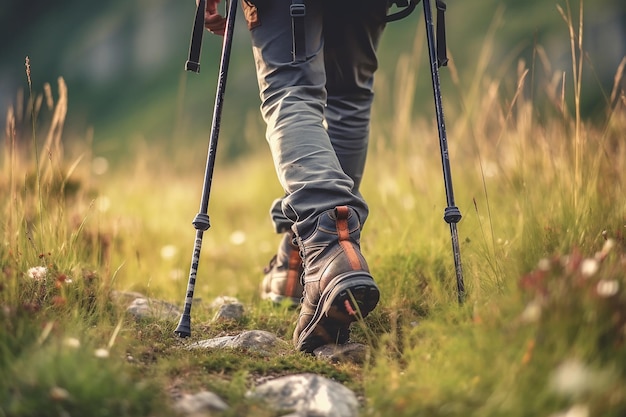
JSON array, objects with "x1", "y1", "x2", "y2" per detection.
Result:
[
  {"x1": 49, "y1": 386, "x2": 71, "y2": 401},
  {"x1": 549, "y1": 359, "x2": 592, "y2": 397},
  {"x1": 483, "y1": 160, "x2": 498, "y2": 178},
  {"x1": 63, "y1": 337, "x2": 81, "y2": 348},
  {"x1": 92, "y1": 156, "x2": 109, "y2": 175},
  {"x1": 160, "y1": 244, "x2": 178, "y2": 260},
  {"x1": 94, "y1": 348, "x2": 110, "y2": 358},
  {"x1": 580, "y1": 258, "x2": 599, "y2": 277},
  {"x1": 596, "y1": 279, "x2": 619, "y2": 297},
  {"x1": 96, "y1": 196, "x2": 111, "y2": 213},
  {"x1": 520, "y1": 299, "x2": 542, "y2": 323},
  {"x1": 551, "y1": 359, "x2": 617, "y2": 401},
  {"x1": 27, "y1": 266, "x2": 47, "y2": 281},
  {"x1": 229, "y1": 230, "x2": 246, "y2": 245},
  {"x1": 537, "y1": 258, "x2": 552, "y2": 271}
]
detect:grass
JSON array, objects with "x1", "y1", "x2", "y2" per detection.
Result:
[{"x1": 1, "y1": 4, "x2": 625, "y2": 416}]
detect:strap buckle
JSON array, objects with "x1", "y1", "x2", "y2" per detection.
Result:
[
  {"x1": 290, "y1": 3, "x2": 306, "y2": 17},
  {"x1": 290, "y1": 1, "x2": 306, "y2": 62}
]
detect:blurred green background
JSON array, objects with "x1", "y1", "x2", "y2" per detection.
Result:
[{"x1": 1, "y1": 0, "x2": 624, "y2": 163}]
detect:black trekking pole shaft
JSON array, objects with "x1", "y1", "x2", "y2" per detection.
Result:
[
  {"x1": 423, "y1": 0, "x2": 465, "y2": 303},
  {"x1": 175, "y1": 0, "x2": 238, "y2": 338}
]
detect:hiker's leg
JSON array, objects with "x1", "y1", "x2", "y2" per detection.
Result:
[
  {"x1": 323, "y1": 0, "x2": 388, "y2": 225},
  {"x1": 269, "y1": 196, "x2": 291, "y2": 234},
  {"x1": 244, "y1": 0, "x2": 368, "y2": 235},
  {"x1": 244, "y1": 1, "x2": 382, "y2": 352}
]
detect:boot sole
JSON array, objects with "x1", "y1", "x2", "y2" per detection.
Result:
[{"x1": 296, "y1": 273, "x2": 380, "y2": 353}]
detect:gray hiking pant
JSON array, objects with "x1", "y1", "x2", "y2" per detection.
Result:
[{"x1": 242, "y1": 0, "x2": 388, "y2": 238}]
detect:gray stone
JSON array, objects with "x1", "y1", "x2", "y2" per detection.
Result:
[
  {"x1": 313, "y1": 343, "x2": 368, "y2": 364},
  {"x1": 246, "y1": 373, "x2": 359, "y2": 417},
  {"x1": 173, "y1": 390, "x2": 229, "y2": 416},
  {"x1": 190, "y1": 335, "x2": 234, "y2": 350},
  {"x1": 126, "y1": 297, "x2": 181, "y2": 321},
  {"x1": 188, "y1": 330, "x2": 280, "y2": 356},
  {"x1": 212, "y1": 302, "x2": 244, "y2": 321},
  {"x1": 209, "y1": 296, "x2": 240, "y2": 309}
]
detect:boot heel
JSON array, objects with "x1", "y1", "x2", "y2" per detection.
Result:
[{"x1": 334, "y1": 283, "x2": 380, "y2": 320}]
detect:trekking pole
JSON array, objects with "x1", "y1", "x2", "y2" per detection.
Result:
[
  {"x1": 422, "y1": 0, "x2": 465, "y2": 303},
  {"x1": 175, "y1": 0, "x2": 237, "y2": 338}
]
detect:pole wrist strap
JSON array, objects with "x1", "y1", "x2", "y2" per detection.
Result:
[
  {"x1": 435, "y1": 0, "x2": 448, "y2": 67},
  {"x1": 291, "y1": 0, "x2": 306, "y2": 63},
  {"x1": 185, "y1": 0, "x2": 206, "y2": 72}
]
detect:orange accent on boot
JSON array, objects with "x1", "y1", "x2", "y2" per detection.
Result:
[
  {"x1": 335, "y1": 206, "x2": 362, "y2": 270},
  {"x1": 344, "y1": 299, "x2": 357, "y2": 316},
  {"x1": 285, "y1": 248, "x2": 301, "y2": 297}
]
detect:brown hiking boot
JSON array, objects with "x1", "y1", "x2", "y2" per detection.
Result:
[
  {"x1": 260, "y1": 232, "x2": 304, "y2": 306},
  {"x1": 293, "y1": 206, "x2": 380, "y2": 353}
]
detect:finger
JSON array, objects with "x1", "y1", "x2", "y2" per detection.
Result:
[
  {"x1": 205, "y1": 13, "x2": 226, "y2": 35},
  {"x1": 205, "y1": 22, "x2": 226, "y2": 35},
  {"x1": 205, "y1": 0, "x2": 220, "y2": 14}
]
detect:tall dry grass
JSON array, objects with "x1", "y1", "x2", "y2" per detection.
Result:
[{"x1": 361, "y1": 2, "x2": 625, "y2": 415}]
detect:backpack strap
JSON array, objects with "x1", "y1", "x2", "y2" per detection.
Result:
[
  {"x1": 291, "y1": 0, "x2": 306, "y2": 62},
  {"x1": 386, "y1": 0, "x2": 418, "y2": 22}
]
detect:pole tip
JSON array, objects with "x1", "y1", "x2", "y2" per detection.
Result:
[{"x1": 174, "y1": 314, "x2": 191, "y2": 338}]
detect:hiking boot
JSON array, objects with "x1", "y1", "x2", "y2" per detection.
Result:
[
  {"x1": 260, "y1": 232, "x2": 304, "y2": 305},
  {"x1": 293, "y1": 206, "x2": 380, "y2": 353}
]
